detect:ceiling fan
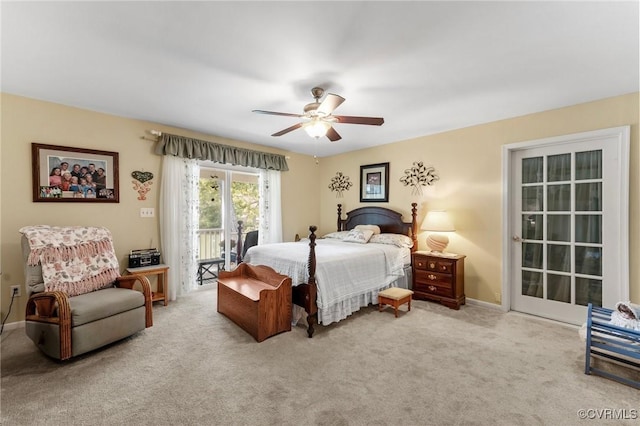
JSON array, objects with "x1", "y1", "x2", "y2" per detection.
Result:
[{"x1": 252, "y1": 87, "x2": 384, "y2": 142}]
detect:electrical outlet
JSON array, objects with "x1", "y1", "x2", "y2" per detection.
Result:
[
  {"x1": 140, "y1": 208, "x2": 155, "y2": 218},
  {"x1": 494, "y1": 292, "x2": 501, "y2": 303},
  {"x1": 10, "y1": 285, "x2": 21, "y2": 297}
]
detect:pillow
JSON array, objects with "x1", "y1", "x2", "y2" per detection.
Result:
[
  {"x1": 342, "y1": 229, "x2": 374, "y2": 244},
  {"x1": 369, "y1": 233, "x2": 414, "y2": 248},
  {"x1": 323, "y1": 231, "x2": 351, "y2": 240},
  {"x1": 354, "y1": 224, "x2": 381, "y2": 235}
]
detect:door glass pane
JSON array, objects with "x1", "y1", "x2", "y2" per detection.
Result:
[
  {"x1": 547, "y1": 274, "x2": 571, "y2": 303},
  {"x1": 547, "y1": 215, "x2": 570, "y2": 241},
  {"x1": 547, "y1": 153, "x2": 571, "y2": 182},
  {"x1": 523, "y1": 243, "x2": 543, "y2": 269},
  {"x1": 575, "y1": 278, "x2": 602, "y2": 307},
  {"x1": 576, "y1": 150, "x2": 602, "y2": 180},
  {"x1": 522, "y1": 270, "x2": 543, "y2": 298},
  {"x1": 522, "y1": 157, "x2": 543, "y2": 183},
  {"x1": 575, "y1": 246, "x2": 602, "y2": 276},
  {"x1": 547, "y1": 184, "x2": 571, "y2": 211},
  {"x1": 547, "y1": 244, "x2": 570, "y2": 272},
  {"x1": 575, "y1": 183, "x2": 602, "y2": 211},
  {"x1": 231, "y1": 172, "x2": 260, "y2": 263},
  {"x1": 198, "y1": 173, "x2": 223, "y2": 260},
  {"x1": 575, "y1": 215, "x2": 602, "y2": 243},
  {"x1": 522, "y1": 214, "x2": 543, "y2": 240},
  {"x1": 522, "y1": 186, "x2": 543, "y2": 211}
]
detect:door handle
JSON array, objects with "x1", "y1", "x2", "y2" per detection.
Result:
[{"x1": 512, "y1": 235, "x2": 522, "y2": 242}]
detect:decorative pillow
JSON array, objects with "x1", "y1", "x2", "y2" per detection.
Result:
[
  {"x1": 354, "y1": 224, "x2": 381, "y2": 235},
  {"x1": 323, "y1": 231, "x2": 351, "y2": 240},
  {"x1": 369, "y1": 233, "x2": 414, "y2": 248},
  {"x1": 342, "y1": 229, "x2": 374, "y2": 244}
]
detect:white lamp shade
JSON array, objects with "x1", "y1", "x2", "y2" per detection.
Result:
[
  {"x1": 420, "y1": 211, "x2": 455, "y2": 232},
  {"x1": 304, "y1": 120, "x2": 331, "y2": 138},
  {"x1": 421, "y1": 211, "x2": 455, "y2": 252}
]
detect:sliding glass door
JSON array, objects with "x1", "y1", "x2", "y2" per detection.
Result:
[{"x1": 198, "y1": 164, "x2": 259, "y2": 272}]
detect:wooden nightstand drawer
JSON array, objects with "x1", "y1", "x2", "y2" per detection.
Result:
[
  {"x1": 428, "y1": 260, "x2": 453, "y2": 274},
  {"x1": 414, "y1": 257, "x2": 453, "y2": 274},
  {"x1": 414, "y1": 281, "x2": 452, "y2": 298},
  {"x1": 414, "y1": 270, "x2": 452, "y2": 287}
]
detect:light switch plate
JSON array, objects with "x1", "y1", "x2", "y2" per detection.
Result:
[{"x1": 140, "y1": 208, "x2": 155, "y2": 218}]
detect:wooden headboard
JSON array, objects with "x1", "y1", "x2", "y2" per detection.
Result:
[{"x1": 336, "y1": 203, "x2": 418, "y2": 251}]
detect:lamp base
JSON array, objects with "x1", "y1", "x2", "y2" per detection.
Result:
[{"x1": 426, "y1": 233, "x2": 449, "y2": 253}]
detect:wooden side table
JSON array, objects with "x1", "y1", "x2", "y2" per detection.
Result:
[
  {"x1": 125, "y1": 264, "x2": 170, "y2": 306},
  {"x1": 412, "y1": 251, "x2": 465, "y2": 309}
]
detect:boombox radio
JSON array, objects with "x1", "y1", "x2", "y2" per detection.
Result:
[{"x1": 128, "y1": 248, "x2": 161, "y2": 268}]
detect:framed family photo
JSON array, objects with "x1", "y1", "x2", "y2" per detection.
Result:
[
  {"x1": 360, "y1": 162, "x2": 389, "y2": 202},
  {"x1": 31, "y1": 143, "x2": 119, "y2": 202}
]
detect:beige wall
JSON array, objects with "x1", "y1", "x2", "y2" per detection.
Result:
[
  {"x1": 2, "y1": 92, "x2": 637, "y2": 324},
  {"x1": 0, "y1": 94, "x2": 319, "y2": 323},
  {"x1": 318, "y1": 92, "x2": 639, "y2": 306}
]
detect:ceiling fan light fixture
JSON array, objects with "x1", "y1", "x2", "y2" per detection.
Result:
[{"x1": 304, "y1": 119, "x2": 331, "y2": 139}]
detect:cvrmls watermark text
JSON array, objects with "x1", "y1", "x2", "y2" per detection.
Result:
[{"x1": 577, "y1": 408, "x2": 638, "y2": 420}]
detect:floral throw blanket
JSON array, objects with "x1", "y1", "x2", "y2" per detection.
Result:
[{"x1": 20, "y1": 225, "x2": 120, "y2": 297}]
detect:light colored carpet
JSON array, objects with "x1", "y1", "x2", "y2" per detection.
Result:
[{"x1": 1, "y1": 286, "x2": 638, "y2": 426}]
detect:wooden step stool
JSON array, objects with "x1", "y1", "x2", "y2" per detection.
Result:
[{"x1": 378, "y1": 287, "x2": 414, "y2": 318}]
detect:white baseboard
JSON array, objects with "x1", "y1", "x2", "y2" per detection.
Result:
[
  {"x1": 465, "y1": 297, "x2": 506, "y2": 312},
  {"x1": 2, "y1": 320, "x2": 25, "y2": 331}
]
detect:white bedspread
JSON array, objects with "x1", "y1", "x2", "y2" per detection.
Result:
[{"x1": 243, "y1": 239, "x2": 408, "y2": 325}]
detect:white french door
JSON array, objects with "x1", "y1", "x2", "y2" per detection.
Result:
[{"x1": 504, "y1": 127, "x2": 629, "y2": 325}]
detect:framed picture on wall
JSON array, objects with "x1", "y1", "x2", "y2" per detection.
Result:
[
  {"x1": 31, "y1": 143, "x2": 119, "y2": 202},
  {"x1": 360, "y1": 162, "x2": 389, "y2": 202}
]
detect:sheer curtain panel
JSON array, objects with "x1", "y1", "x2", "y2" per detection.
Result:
[
  {"x1": 258, "y1": 169, "x2": 283, "y2": 244},
  {"x1": 160, "y1": 155, "x2": 199, "y2": 300}
]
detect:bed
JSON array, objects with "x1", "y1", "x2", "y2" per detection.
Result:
[{"x1": 243, "y1": 203, "x2": 418, "y2": 337}]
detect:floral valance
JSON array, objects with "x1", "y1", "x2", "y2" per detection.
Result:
[{"x1": 154, "y1": 133, "x2": 289, "y2": 171}]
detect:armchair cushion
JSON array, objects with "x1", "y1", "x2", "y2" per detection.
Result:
[{"x1": 70, "y1": 288, "x2": 145, "y2": 327}]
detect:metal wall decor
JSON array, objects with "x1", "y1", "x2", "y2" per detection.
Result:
[
  {"x1": 328, "y1": 172, "x2": 353, "y2": 198},
  {"x1": 399, "y1": 161, "x2": 439, "y2": 195},
  {"x1": 131, "y1": 170, "x2": 154, "y2": 200}
]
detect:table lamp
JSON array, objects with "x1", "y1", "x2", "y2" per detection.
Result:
[{"x1": 421, "y1": 210, "x2": 455, "y2": 253}]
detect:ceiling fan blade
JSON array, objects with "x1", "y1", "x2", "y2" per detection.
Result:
[
  {"x1": 271, "y1": 122, "x2": 303, "y2": 137},
  {"x1": 317, "y1": 94, "x2": 345, "y2": 116},
  {"x1": 253, "y1": 110, "x2": 303, "y2": 118},
  {"x1": 326, "y1": 126, "x2": 342, "y2": 142},
  {"x1": 334, "y1": 115, "x2": 384, "y2": 126}
]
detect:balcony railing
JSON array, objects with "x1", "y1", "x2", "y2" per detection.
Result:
[{"x1": 197, "y1": 228, "x2": 238, "y2": 260}]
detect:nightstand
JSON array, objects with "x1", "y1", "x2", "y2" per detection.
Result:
[{"x1": 412, "y1": 251, "x2": 465, "y2": 310}]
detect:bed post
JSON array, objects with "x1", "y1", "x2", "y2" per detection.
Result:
[
  {"x1": 306, "y1": 226, "x2": 318, "y2": 338},
  {"x1": 410, "y1": 203, "x2": 418, "y2": 252},
  {"x1": 236, "y1": 220, "x2": 244, "y2": 262},
  {"x1": 337, "y1": 204, "x2": 343, "y2": 231}
]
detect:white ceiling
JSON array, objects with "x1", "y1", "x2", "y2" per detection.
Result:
[{"x1": 2, "y1": 1, "x2": 638, "y2": 158}]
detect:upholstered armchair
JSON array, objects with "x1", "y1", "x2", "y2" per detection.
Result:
[{"x1": 21, "y1": 226, "x2": 153, "y2": 360}]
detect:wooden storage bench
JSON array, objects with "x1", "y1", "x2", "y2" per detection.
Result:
[{"x1": 217, "y1": 263, "x2": 292, "y2": 342}]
